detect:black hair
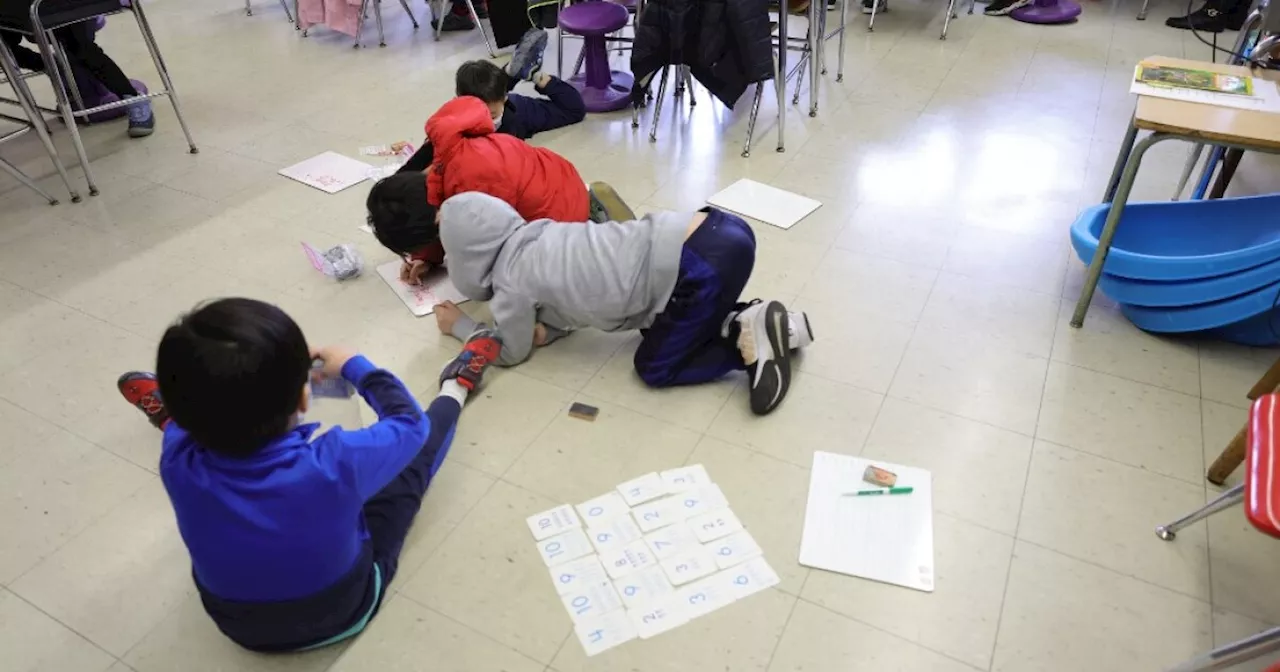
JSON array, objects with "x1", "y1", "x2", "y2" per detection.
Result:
[
  {"x1": 156, "y1": 298, "x2": 311, "y2": 457},
  {"x1": 455, "y1": 59, "x2": 509, "y2": 103},
  {"x1": 366, "y1": 173, "x2": 438, "y2": 257}
]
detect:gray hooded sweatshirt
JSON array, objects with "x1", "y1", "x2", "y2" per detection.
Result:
[{"x1": 440, "y1": 192, "x2": 691, "y2": 366}]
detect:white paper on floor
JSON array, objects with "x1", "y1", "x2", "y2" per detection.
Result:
[
  {"x1": 278, "y1": 151, "x2": 374, "y2": 194},
  {"x1": 706, "y1": 178, "x2": 822, "y2": 230},
  {"x1": 527, "y1": 465, "x2": 780, "y2": 656},
  {"x1": 799, "y1": 452, "x2": 935, "y2": 592},
  {"x1": 374, "y1": 260, "x2": 469, "y2": 317}
]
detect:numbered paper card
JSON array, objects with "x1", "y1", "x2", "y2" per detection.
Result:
[
  {"x1": 561, "y1": 581, "x2": 624, "y2": 624},
  {"x1": 628, "y1": 602, "x2": 689, "y2": 639},
  {"x1": 600, "y1": 540, "x2": 658, "y2": 579},
  {"x1": 660, "y1": 547, "x2": 720, "y2": 586},
  {"x1": 688, "y1": 508, "x2": 744, "y2": 543},
  {"x1": 538, "y1": 528, "x2": 594, "y2": 567},
  {"x1": 660, "y1": 464, "x2": 711, "y2": 493},
  {"x1": 577, "y1": 491, "x2": 630, "y2": 526},
  {"x1": 707, "y1": 530, "x2": 763, "y2": 569},
  {"x1": 587, "y1": 516, "x2": 643, "y2": 554},
  {"x1": 714, "y1": 557, "x2": 780, "y2": 599},
  {"x1": 528, "y1": 504, "x2": 582, "y2": 541},
  {"x1": 674, "y1": 575, "x2": 737, "y2": 619},
  {"x1": 631, "y1": 496, "x2": 682, "y2": 533},
  {"x1": 643, "y1": 522, "x2": 700, "y2": 560},
  {"x1": 617, "y1": 472, "x2": 667, "y2": 506},
  {"x1": 575, "y1": 609, "x2": 637, "y2": 656},
  {"x1": 550, "y1": 555, "x2": 610, "y2": 595},
  {"x1": 611, "y1": 566, "x2": 675, "y2": 609}
]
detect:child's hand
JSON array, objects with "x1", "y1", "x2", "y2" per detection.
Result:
[
  {"x1": 400, "y1": 259, "x2": 429, "y2": 285},
  {"x1": 434, "y1": 300, "x2": 464, "y2": 335},
  {"x1": 533, "y1": 323, "x2": 549, "y2": 346},
  {"x1": 311, "y1": 346, "x2": 357, "y2": 378}
]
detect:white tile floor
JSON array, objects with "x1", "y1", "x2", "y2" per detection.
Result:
[{"x1": 1, "y1": 0, "x2": 1279, "y2": 670}]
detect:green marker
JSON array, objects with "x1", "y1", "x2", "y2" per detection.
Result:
[{"x1": 845, "y1": 487, "x2": 914, "y2": 496}]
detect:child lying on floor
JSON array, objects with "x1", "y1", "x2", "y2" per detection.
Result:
[
  {"x1": 366, "y1": 92, "x2": 628, "y2": 285},
  {"x1": 431, "y1": 192, "x2": 816, "y2": 416},
  {"x1": 116, "y1": 298, "x2": 501, "y2": 651}
]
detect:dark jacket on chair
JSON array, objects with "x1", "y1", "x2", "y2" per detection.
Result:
[{"x1": 630, "y1": 0, "x2": 774, "y2": 109}]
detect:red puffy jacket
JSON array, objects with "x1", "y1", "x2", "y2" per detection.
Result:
[{"x1": 426, "y1": 96, "x2": 588, "y2": 219}]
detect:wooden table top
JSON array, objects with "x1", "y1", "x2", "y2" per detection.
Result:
[{"x1": 1134, "y1": 55, "x2": 1280, "y2": 151}]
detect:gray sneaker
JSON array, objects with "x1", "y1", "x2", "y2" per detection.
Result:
[{"x1": 506, "y1": 28, "x2": 549, "y2": 83}]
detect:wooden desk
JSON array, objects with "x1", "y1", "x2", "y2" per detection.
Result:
[{"x1": 1069, "y1": 56, "x2": 1280, "y2": 327}]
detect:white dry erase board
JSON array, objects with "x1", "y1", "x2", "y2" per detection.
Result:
[
  {"x1": 799, "y1": 452, "x2": 935, "y2": 592},
  {"x1": 375, "y1": 260, "x2": 469, "y2": 317},
  {"x1": 278, "y1": 151, "x2": 374, "y2": 194},
  {"x1": 706, "y1": 179, "x2": 822, "y2": 230}
]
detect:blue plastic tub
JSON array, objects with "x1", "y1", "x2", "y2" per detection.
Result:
[
  {"x1": 1119, "y1": 279, "x2": 1280, "y2": 345},
  {"x1": 1095, "y1": 255, "x2": 1280, "y2": 307},
  {"x1": 1069, "y1": 194, "x2": 1280, "y2": 280}
]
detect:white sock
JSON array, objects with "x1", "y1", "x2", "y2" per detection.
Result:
[{"x1": 438, "y1": 379, "x2": 468, "y2": 406}]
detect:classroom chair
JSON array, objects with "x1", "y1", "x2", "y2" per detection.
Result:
[
  {"x1": 0, "y1": 37, "x2": 79, "y2": 203},
  {"x1": 1155, "y1": 393, "x2": 1280, "y2": 670}
]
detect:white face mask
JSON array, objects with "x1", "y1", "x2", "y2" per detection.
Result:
[{"x1": 492, "y1": 112, "x2": 503, "y2": 129}]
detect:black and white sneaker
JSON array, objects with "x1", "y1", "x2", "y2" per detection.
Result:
[
  {"x1": 506, "y1": 28, "x2": 548, "y2": 82},
  {"x1": 861, "y1": 0, "x2": 886, "y2": 13},
  {"x1": 736, "y1": 300, "x2": 792, "y2": 415},
  {"x1": 983, "y1": 0, "x2": 1030, "y2": 15},
  {"x1": 788, "y1": 311, "x2": 814, "y2": 350}
]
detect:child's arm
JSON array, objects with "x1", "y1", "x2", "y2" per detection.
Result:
[
  {"x1": 397, "y1": 141, "x2": 433, "y2": 174},
  {"x1": 319, "y1": 353, "x2": 432, "y2": 500}
]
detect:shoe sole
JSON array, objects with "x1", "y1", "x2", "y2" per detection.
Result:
[
  {"x1": 509, "y1": 29, "x2": 549, "y2": 81},
  {"x1": 748, "y1": 301, "x2": 792, "y2": 416},
  {"x1": 797, "y1": 312, "x2": 814, "y2": 346},
  {"x1": 984, "y1": 0, "x2": 1030, "y2": 15},
  {"x1": 588, "y1": 182, "x2": 636, "y2": 222},
  {"x1": 128, "y1": 127, "x2": 154, "y2": 138}
]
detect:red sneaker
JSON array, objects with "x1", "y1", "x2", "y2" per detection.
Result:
[
  {"x1": 117, "y1": 372, "x2": 170, "y2": 429},
  {"x1": 440, "y1": 330, "x2": 503, "y2": 391}
]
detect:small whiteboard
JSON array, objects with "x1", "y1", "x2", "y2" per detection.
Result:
[
  {"x1": 706, "y1": 179, "x2": 821, "y2": 230},
  {"x1": 279, "y1": 151, "x2": 374, "y2": 194},
  {"x1": 799, "y1": 452, "x2": 934, "y2": 592},
  {"x1": 375, "y1": 260, "x2": 469, "y2": 317}
]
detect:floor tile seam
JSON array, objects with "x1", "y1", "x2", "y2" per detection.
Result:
[
  {"x1": 0, "y1": 387, "x2": 163, "y2": 474},
  {"x1": 1014, "y1": 537, "x2": 1215, "y2": 605},
  {"x1": 790, "y1": 594, "x2": 988, "y2": 671},
  {"x1": 1030, "y1": 434, "x2": 1218, "y2": 489},
  {"x1": 2, "y1": 585, "x2": 122, "y2": 667}
]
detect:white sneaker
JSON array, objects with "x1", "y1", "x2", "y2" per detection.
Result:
[
  {"x1": 788, "y1": 311, "x2": 814, "y2": 350},
  {"x1": 736, "y1": 301, "x2": 792, "y2": 415}
]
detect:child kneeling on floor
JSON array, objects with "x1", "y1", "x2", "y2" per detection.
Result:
[
  {"x1": 115, "y1": 298, "x2": 501, "y2": 651},
  {"x1": 431, "y1": 192, "x2": 815, "y2": 415}
]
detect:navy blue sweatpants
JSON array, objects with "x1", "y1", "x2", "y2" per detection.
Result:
[
  {"x1": 633, "y1": 209, "x2": 756, "y2": 388},
  {"x1": 364, "y1": 395, "x2": 460, "y2": 589}
]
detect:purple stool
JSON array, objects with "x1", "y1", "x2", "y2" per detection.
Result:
[
  {"x1": 1011, "y1": 0, "x2": 1081, "y2": 23},
  {"x1": 559, "y1": 1, "x2": 632, "y2": 113}
]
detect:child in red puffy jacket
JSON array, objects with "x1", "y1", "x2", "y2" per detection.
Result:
[{"x1": 366, "y1": 96, "x2": 631, "y2": 284}]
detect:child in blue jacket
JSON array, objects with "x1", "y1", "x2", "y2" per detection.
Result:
[{"x1": 117, "y1": 298, "x2": 501, "y2": 651}]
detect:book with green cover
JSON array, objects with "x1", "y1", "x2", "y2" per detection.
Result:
[{"x1": 1135, "y1": 63, "x2": 1255, "y2": 96}]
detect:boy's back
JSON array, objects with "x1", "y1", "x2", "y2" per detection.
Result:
[{"x1": 426, "y1": 96, "x2": 588, "y2": 223}]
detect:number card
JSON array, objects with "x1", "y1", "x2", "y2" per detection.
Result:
[
  {"x1": 587, "y1": 516, "x2": 643, "y2": 554},
  {"x1": 600, "y1": 540, "x2": 658, "y2": 579},
  {"x1": 660, "y1": 464, "x2": 711, "y2": 493},
  {"x1": 714, "y1": 557, "x2": 780, "y2": 599},
  {"x1": 643, "y1": 522, "x2": 700, "y2": 560},
  {"x1": 674, "y1": 575, "x2": 737, "y2": 619},
  {"x1": 617, "y1": 472, "x2": 667, "y2": 506},
  {"x1": 707, "y1": 530, "x2": 763, "y2": 569},
  {"x1": 550, "y1": 555, "x2": 610, "y2": 595},
  {"x1": 576, "y1": 491, "x2": 629, "y2": 526},
  {"x1": 688, "y1": 508, "x2": 744, "y2": 543},
  {"x1": 574, "y1": 609, "x2": 637, "y2": 657},
  {"x1": 527, "y1": 504, "x2": 582, "y2": 541},
  {"x1": 628, "y1": 601, "x2": 689, "y2": 639},
  {"x1": 674, "y1": 485, "x2": 728, "y2": 519},
  {"x1": 611, "y1": 566, "x2": 675, "y2": 609},
  {"x1": 631, "y1": 496, "x2": 681, "y2": 532},
  {"x1": 561, "y1": 581, "x2": 624, "y2": 624},
  {"x1": 537, "y1": 528, "x2": 594, "y2": 567},
  {"x1": 660, "y1": 546, "x2": 719, "y2": 586}
]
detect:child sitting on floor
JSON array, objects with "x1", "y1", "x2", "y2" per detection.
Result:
[
  {"x1": 115, "y1": 298, "x2": 501, "y2": 651},
  {"x1": 430, "y1": 192, "x2": 816, "y2": 416}
]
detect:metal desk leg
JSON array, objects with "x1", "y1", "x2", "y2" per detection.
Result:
[
  {"x1": 1167, "y1": 626, "x2": 1280, "y2": 672},
  {"x1": 807, "y1": 0, "x2": 819, "y2": 117},
  {"x1": 1102, "y1": 119, "x2": 1139, "y2": 202},
  {"x1": 1208, "y1": 148, "x2": 1243, "y2": 199},
  {"x1": 777, "y1": 4, "x2": 787, "y2": 153},
  {"x1": 1171, "y1": 143, "x2": 1205, "y2": 200},
  {"x1": 1071, "y1": 132, "x2": 1171, "y2": 328},
  {"x1": 836, "y1": 0, "x2": 848, "y2": 81}
]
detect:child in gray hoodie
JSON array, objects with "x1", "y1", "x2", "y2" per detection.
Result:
[{"x1": 431, "y1": 192, "x2": 814, "y2": 415}]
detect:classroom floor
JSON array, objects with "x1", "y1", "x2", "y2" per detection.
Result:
[{"x1": 2, "y1": 0, "x2": 1280, "y2": 670}]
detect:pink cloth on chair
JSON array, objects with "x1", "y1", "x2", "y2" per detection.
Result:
[{"x1": 297, "y1": 0, "x2": 363, "y2": 37}]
